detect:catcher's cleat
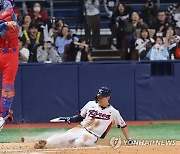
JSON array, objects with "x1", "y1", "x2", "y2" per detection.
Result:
[
  {"x1": 34, "y1": 139, "x2": 47, "y2": 149},
  {"x1": 4, "y1": 109, "x2": 14, "y2": 122}
]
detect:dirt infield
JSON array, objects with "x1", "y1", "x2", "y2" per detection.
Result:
[
  {"x1": 1, "y1": 121, "x2": 180, "y2": 154},
  {"x1": 0, "y1": 141, "x2": 180, "y2": 154}
]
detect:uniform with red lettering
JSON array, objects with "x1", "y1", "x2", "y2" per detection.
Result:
[{"x1": 34, "y1": 87, "x2": 133, "y2": 149}]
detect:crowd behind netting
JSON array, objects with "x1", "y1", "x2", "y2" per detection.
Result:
[{"x1": 16, "y1": 0, "x2": 180, "y2": 63}]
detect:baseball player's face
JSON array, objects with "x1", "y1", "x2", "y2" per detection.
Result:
[{"x1": 97, "y1": 96, "x2": 110, "y2": 107}]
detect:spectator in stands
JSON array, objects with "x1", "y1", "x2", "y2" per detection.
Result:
[
  {"x1": 135, "y1": 28, "x2": 155, "y2": 60},
  {"x1": 43, "y1": 18, "x2": 66, "y2": 45},
  {"x1": 37, "y1": 40, "x2": 61, "y2": 63},
  {"x1": 151, "y1": 10, "x2": 171, "y2": 37},
  {"x1": 173, "y1": 4, "x2": 180, "y2": 28},
  {"x1": 126, "y1": 12, "x2": 148, "y2": 36},
  {"x1": 64, "y1": 38, "x2": 91, "y2": 62},
  {"x1": 109, "y1": 2, "x2": 132, "y2": 59},
  {"x1": 55, "y1": 26, "x2": 78, "y2": 61},
  {"x1": 21, "y1": 23, "x2": 44, "y2": 62},
  {"x1": 141, "y1": 0, "x2": 158, "y2": 27},
  {"x1": 166, "y1": 4, "x2": 179, "y2": 28},
  {"x1": 29, "y1": 2, "x2": 49, "y2": 25},
  {"x1": 56, "y1": 19, "x2": 65, "y2": 32},
  {"x1": 52, "y1": 18, "x2": 65, "y2": 41},
  {"x1": 18, "y1": 37, "x2": 30, "y2": 63},
  {"x1": 103, "y1": 0, "x2": 116, "y2": 18},
  {"x1": 46, "y1": 17, "x2": 58, "y2": 44},
  {"x1": 164, "y1": 26, "x2": 180, "y2": 58},
  {"x1": 126, "y1": 12, "x2": 148, "y2": 60},
  {"x1": 22, "y1": 2, "x2": 28, "y2": 15},
  {"x1": 19, "y1": 14, "x2": 32, "y2": 37},
  {"x1": 147, "y1": 31, "x2": 170, "y2": 60},
  {"x1": 84, "y1": 0, "x2": 100, "y2": 49}
]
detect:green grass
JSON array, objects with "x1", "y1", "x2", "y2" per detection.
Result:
[
  {"x1": 0, "y1": 122, "x2": 180, "y2": 143},
  {"x1": 0, "y1": 128, "x2": 69, "y2": 143},
  {"x1": 107, "y1": 122, "x2": 180, "y2": 140}
]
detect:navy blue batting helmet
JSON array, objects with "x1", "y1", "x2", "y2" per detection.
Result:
[{"x1": 96, "y1": 87, "x2": 111, "y2": 97}]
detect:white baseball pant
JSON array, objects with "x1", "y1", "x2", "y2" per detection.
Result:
[{"x1": 46, "y1": 125, "x2": 98, "y2": 147}]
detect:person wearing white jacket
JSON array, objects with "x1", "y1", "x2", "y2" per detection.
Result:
[
  {"x1": 135, "y1": 28, "x2": 154, "y2": 60},
  {"x1": 147, "y1": 31, "x2": 170, "y2": 60}
]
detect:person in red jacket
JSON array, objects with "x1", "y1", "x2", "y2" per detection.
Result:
[
  {"x1": 0, "y1": 0, "x2": 19, "y2": 130},
  {"x1": 29, "y1": 2, "x2": 49, "y2": 25}
]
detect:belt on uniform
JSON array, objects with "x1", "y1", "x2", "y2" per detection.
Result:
[
  {"x1": 83, "y1": 126, "x2": 99, "y2": 143},
  {"x1": 0, "y1": 47, "x2": 17, "y2": 54}
]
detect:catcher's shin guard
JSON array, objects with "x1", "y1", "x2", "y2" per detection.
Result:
[
  {"x1": 1, "y1": 97, "x2": 13, "y2": 118},
  {"x1": 0, "y1": 85, "x2": 14, "y2": 118}
]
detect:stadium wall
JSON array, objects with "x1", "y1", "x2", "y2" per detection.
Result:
[{"x1": 2, "y1": 61, "x2": 179, "y2": 123}]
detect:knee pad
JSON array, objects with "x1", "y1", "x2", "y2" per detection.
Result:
[{"x1": 2, "y1": 85, "x2": 15, "y2": 98}]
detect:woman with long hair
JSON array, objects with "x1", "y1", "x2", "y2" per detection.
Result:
[{"x1": 135, "y1": 28, "x2": 154, "y2": 60}]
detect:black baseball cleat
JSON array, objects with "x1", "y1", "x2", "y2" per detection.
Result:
[{"x1": 34, "y1": 139, "x2": 47, "y2": 149}]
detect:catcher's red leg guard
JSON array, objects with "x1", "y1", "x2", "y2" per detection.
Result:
[{"x1": 0, "y1": 85, "x2": 14, "y2": 119}]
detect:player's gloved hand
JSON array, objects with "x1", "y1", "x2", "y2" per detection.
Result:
[
  {"x1": 50, "y1": 117, "x2": 71, "y2": 124},
  {"x1": 127, "y1": 138, "x2": 135, "y2": 145}
]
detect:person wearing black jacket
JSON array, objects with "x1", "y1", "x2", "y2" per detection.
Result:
[
  {"x1": 64, "y1": 39, "x2": 90, "y2": 62},
  {"x1": 109, "y1": 2, "x2": 132, "y2": 59}
]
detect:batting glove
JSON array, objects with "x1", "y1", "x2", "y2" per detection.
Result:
[{"x1": 50, "y1": 117, "x2": 71, "y2": 124}]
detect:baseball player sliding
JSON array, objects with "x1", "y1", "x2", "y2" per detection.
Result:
[{"x1": 34, "y1": 87, "x2": 133, "y2": 149}]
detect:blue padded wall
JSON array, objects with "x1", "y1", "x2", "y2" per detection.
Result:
[
  {"x1": 2, "y1": 61, "x2": 180, "y2": 123},
  {"x1": 12, "y1": 66, "x2": 23, "y2": 123},
  {"x1": 78, "y1": 62, "x2": 135, "y2": 120},
  {"x1": 21, "y1": 63, "x2": 79, "y2": 123},
  {"x1": 135, "y1": 62, "x2": 180, "y2": 120}
]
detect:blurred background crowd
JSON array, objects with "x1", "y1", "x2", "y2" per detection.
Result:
[{"x1": 15, "y1": 0, "x2": 180, "y2": 63}]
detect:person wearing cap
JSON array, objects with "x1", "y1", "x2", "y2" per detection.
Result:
[{"x1": 34, "y1": 86, "x2": 133, "y2": 149}]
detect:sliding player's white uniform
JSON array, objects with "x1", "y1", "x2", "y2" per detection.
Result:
[{"x1": 46, "y1": 100, "x2": 126, "y2": 147}]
